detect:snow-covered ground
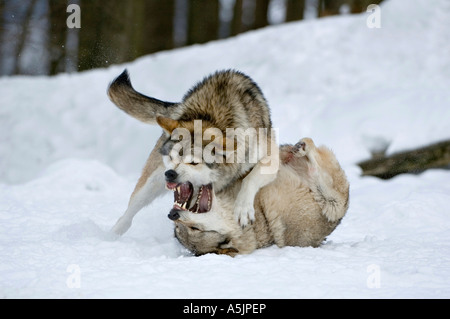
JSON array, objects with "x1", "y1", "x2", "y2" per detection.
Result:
[{"x1": 1, "y1": 0, "x2": 450, "y2": 298}]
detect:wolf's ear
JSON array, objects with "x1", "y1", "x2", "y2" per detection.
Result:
[{"x1": 157, "y1": 116, "x2": 179, "y2": 135}]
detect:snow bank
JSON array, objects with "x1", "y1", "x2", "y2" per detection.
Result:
[{"x1": 1, "y1": 0, "x2": 450, "y2": 298}]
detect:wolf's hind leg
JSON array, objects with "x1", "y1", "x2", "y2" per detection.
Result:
[
  {"x1": 111, "y1": 135, "x2": 167, "y2": 235},
  {"x1": 295, "y1": 138, "x2": 349, "y2": 222}
]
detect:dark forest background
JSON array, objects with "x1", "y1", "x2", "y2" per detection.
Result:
[{"x1": 0, "y1": 0, "x2": 383, "y2": 76}]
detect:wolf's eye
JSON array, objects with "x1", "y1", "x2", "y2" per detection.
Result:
[
  {"x1": 189, "y1": 162, "x2": 199, "y2": 166},
  {"x1": 189, "y1": 226, "x2": 200, "y2": 231}
]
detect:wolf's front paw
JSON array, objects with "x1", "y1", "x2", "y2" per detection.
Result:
[
  {"x1": 111, "y1": 217, "x2": 132, "y2": 236},
  {"x1": 294, "y1": 137, "x2": 315, "y2": 157},
  {"x1": 234, "y1": 197, "x2": 255, "y2": 228}
]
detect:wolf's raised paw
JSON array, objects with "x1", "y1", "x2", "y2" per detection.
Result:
[
  {"x1": 234, "y1": 198, "x2": 255, "y2": 228},
  {"x1": 294, "y1": 137, "x2": 314, "y2": 157}
]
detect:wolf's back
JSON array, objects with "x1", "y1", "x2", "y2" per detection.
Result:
[
  {"x1": 108, "y1": 69, "x2": 271, "y2": 130},
  {"x1": 107, "y1": 69, "x2": 177, "y2": 124}
]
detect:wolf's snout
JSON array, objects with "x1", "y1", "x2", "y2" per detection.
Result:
[
  {"x1": 168, "y1": 208, "x2": 181, "y2": 220},
  {"x1": 165, "y1": 169, "x2": 178, "y2": 182}
]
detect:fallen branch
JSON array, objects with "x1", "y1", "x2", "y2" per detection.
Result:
[{"x1": 357, "y1": 139, "x2": 450, "y2": 179}]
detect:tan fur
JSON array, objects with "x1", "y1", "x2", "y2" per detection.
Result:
[
  {"x1": 174, "y1": 138, "x2": 350, "y2": 256},
  {"x1": 131, "y1": 134, "x2": 165, "y2": 199}
]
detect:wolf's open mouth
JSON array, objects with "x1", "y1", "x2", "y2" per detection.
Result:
[{"x1": 166, "y1": 182, "x2": 212, "y2": 213}]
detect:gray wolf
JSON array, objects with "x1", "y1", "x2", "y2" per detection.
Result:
[
  {"x1": 169, "y1": 138, "x2": 350, "y2": 256},
  {"x1": 107, "y1": 69, "x2": 278, "y2": 235}
]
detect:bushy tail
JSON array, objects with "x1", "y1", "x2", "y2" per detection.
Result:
[{"x1": 107, "y1": 69, "x2": 177, "y2": 124}]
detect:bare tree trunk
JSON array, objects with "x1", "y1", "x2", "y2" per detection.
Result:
[
  {"x1": 78, "y1": 0, "x2": 128, "y2": 71},
  {"x1": 350, "y1": 0, "x2": 384, "y2": 14},
  {"x1": 0, "y1": 0, "x2": 5, "y2": 74},
  {"x1": 13, "y1": 0, "x2": 37, "y2": 74},
  {"x1": 231, "y1": 0, "x2": 244, "y2": 36},
  {"x1": 319, "y1": 0, "x2": 342, "y2": 17},
  {"x1": 78, "y1": 0, "x2": 101, "y2": 71},
  {"x1": 102, "y1": 1, "x2": 129, "y2": 64},
  {"x1": 0, "y1": 0, "x2": 5, "y2": 43},
  {"x1": 187, "y1": 0, "x2": 219, "y2": 45},
  {"x1": 358, "y1": 140, "x2": 450, "y2": 179},
  {"x1": 317, "y1": 0, "x2": 323, "y2": 17},
  {"x1": 254, "y1": 0, "x2": 270, "y2": 29},
  {"x1": 141, "y1": 0, "x2": 175, "y2": 54},
  {"x1": 78, "y1": 0, "x2": 175, "y2": 71},
  {"x1": 350, "y1": 0, "x2": 364, "y2": 13},
  {"x1": 48, "y1": 0, "x2": 67, "y2": 75},
  {"x1": 286, "y1": 0, "x2": 305, "y2": 22}
]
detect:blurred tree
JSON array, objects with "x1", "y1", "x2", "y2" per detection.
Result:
[
  {"x1": 12, "y1": 0, "x2": 37, "y2": 74},
  {"x1": 0, "y1": 0, "x2": 386, "y2": 75},
  {"x1": 78, "y1": 0, "x2": 176, "y2": 71},
  {"x1": 350, "y1": 0, "x2": 383, "y2": 14},
  {"x1": 141, "y1": 0, "x2": 175, "y2": 54},
  {"x1": 187, "y1": 0, "x2": 219, "y2": 45},
  {"x1": 254, "y1": 0, "x2": 270, "y2": 29},
  {"x1": 0, "y1": 0, "x2": 5, "y2": 72},
  {"x1": 48, "y1": 0, "x2": 67, "y2": 75},
  {"x1": 0, "y1": 1, "x2": 4, "y2": 42},
  {"x1": 231, "y1": 0, "x2": 272, "y2": 36},
  {"x1": 78, "y1": 0, "x2": 126, "y2": 71},
  {"x1": 231, "y1": 0, "x2": 244, "y2": 36},
  {"x1": 318, "y1": 0, "x2": 343, "y2": 17},
  {"x1": 125, "y1": 0, "x2": 175, "y2": 57},
  {"x1": 286, "y1": 0, "x2": 305, "y2": 22}
]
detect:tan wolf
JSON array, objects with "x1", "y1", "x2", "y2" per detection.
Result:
[
  {"x1": 108, "y1": 70, "x2": 278, "y2": 235},
  {"x1": 169, "y1": 138, "x2": 350, "y2": 256}
]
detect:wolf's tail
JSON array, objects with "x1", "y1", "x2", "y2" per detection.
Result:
[{"x1": 107, "y1": 69, "x2": 177, "y2": 124}]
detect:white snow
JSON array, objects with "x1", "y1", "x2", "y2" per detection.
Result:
[{"x1": 1, "y1": 0, "x2": 450, "y2": 298}]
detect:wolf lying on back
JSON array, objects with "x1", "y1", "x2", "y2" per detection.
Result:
[
  {"x1": 168, "y1": 138, "x2": 350, "y2": 256},
  {"x1": 107, "y1": 70, "x2": 278, "y2": 235}
]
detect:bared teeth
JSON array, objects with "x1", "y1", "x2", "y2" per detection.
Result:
[
  {"x1": 189, "y1": 203, "x2": 198, "y2": 213},
  {"x1": 172, "y1": 183, "x2": 212, "y2": 214}
]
